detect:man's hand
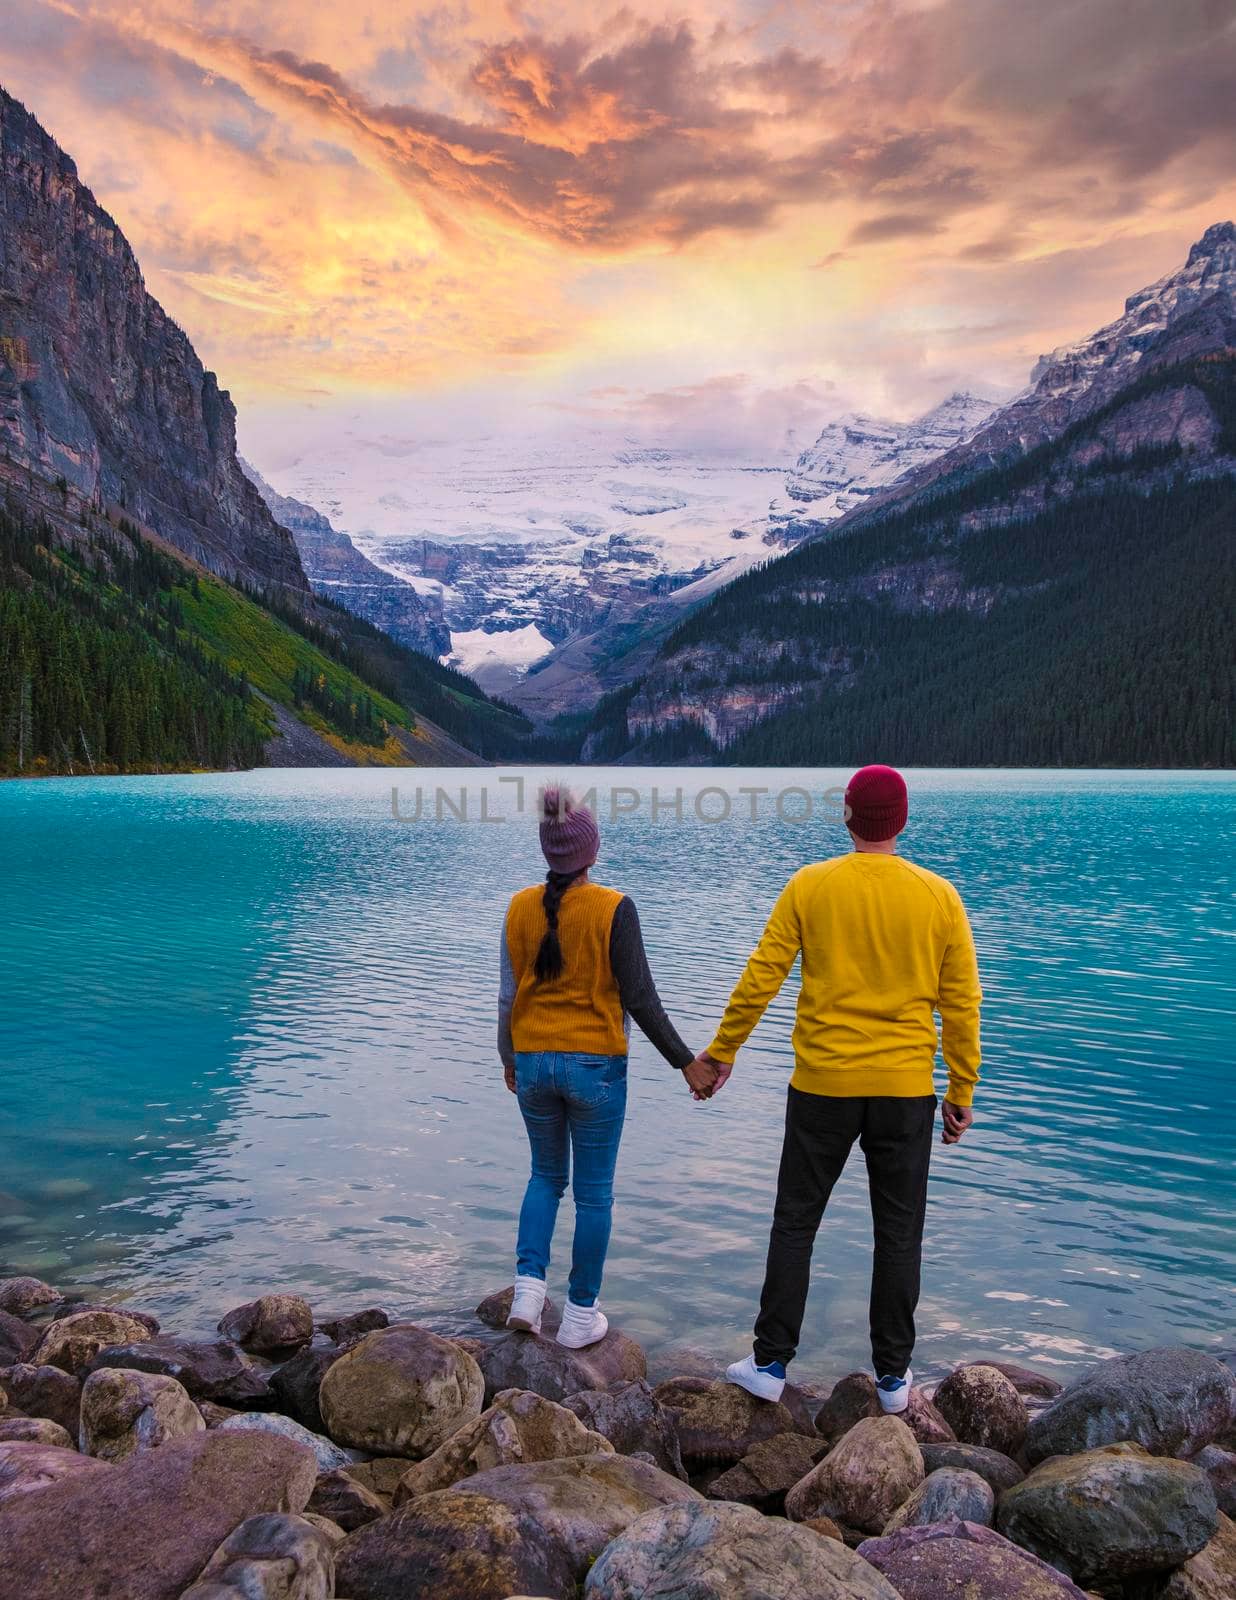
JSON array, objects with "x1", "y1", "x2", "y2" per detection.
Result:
[
  {"x1": 682, "y1": 1055, "x2": 719, "y2": 1100},
  {"x1": 503, "y1": 1061, "x2": 517, "y2": 1094},
  {"x1": 941, "y1": 1101, "x2": 973, "y2": 1144}
]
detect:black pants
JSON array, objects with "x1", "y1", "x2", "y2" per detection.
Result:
[{"x1": 752, "y1": 1086, "x2": 936, "y2": 1376}]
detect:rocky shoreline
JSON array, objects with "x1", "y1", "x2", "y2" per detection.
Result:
[{"x1": 0, "y1": 1275, "x2": 1233, "y2": 1599}]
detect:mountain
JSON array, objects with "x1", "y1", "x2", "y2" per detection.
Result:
[
  {"x1": 578, "y1": 225, "x2": 1236, "y2": 767},
  {"x1": 0, "y1": 87, "x2": 532, "y2": 775},
  {"x1": 241, "y1": 461, "x2": 450, "y2": 657}
]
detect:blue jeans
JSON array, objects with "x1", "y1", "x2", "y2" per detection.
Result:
[{"x1": 515, "y1": 1049, "x2": 628, "y2": 1308}]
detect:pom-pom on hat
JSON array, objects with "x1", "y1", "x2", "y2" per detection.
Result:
[
  {"x1": 844, "y1": 764, "x2": 908, "y2": 841},
  {"x1": 539, "y1": 786, "x2": 600, "y2": 874}
]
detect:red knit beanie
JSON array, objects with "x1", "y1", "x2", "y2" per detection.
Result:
[
  {"x1": 539, "y1": 786, "x2": 600, "y2": 874},
  {"x1": 844, "y1": 764, "x2": 908, "y2": 841}
]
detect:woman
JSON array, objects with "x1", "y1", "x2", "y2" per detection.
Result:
[{"x1": 498, "y1": 786, "x2": 714, "y2": 1347}]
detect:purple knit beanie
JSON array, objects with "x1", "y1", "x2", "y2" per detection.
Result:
[
  {"x1": 539, "y1": 786, "x2": 600, "y2": 874},
  {"x1": 844, "y1": 764, "x2": 908, "y2": 841}
]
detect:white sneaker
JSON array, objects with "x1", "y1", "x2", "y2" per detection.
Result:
[
  {"x1": 876, "y1": 1368, "x2": 913, "y2": 1414},
  {"x1": 725, "y1": 1353, "x2": 787, "y2": 1402},
  {"x1": 506, "y1": 1276, "x2": 546, "y2": 1334},
  {"x1": 556, "y1": 1299, "x2": 608, "y2": 1349}
]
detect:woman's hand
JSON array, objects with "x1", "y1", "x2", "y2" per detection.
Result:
[
  {"x1": 682, "y1": 1056, "x2": 719, "y2": 1100},
  {"x1": 504, "y1": 1062, "x2": 517, "y2": 1094}
]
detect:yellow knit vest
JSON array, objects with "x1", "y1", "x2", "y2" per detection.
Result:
[{"x1": 506, "y1": 881, "x2": 627, "y2": 1056}]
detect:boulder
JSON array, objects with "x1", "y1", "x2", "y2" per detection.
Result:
[
  {"x1": 33, "y1": 1309, "x2": 155, "y2": 1375},
  {"x1": 920, "y1": 1440, "x2": 1026, "y2": 1495},
  {"x1": 308, "y1": 1467, "x2": 388, "y2": 1531},
  {"x1": 584, "y1": 1498, "x2": 903, "y2": 1599},
  {"x1": 270, "y1": 1342, "x2": 340, "y2": 1432},
  {"x1": 475, "y1": 1284, "x2": 560, "y2": 1334},
  {"x1": 0, "y1": 1276, "x2": 62, "y2": 1317},
  {"x1": 320, "y1": 1323, "x2": 484, "y2": 1458},
  {"x1": 336, "y1": 1453, "x2": 700, "y2": 1600},
  {"x1": 959, "y1": 1360, "x2": 1064, "y2": 1402},
  {"x1": 339, "y1": 1456, "x2": 410, "y2": 1499},
  {"x1": 0, "y1": 1439, "x2": 109, "y2": 1503},
  {"x1": 180, "y1": 1511, "x2": 335, "y2": 1600},
  {"x1": 0, "y1": 1363, "x2": 82, "y2": 1433},
  {"x1": 61, "y1": 1303, "x2": 161, "y2": 1336},
  {"x1": 785, "y1": 1416, "x2": 923, "y2": 1535},
  {"x1": 79, "y1": 1367, "x2": 204, "y2": 1461},
  {"x1": 663, "y1": 1380, "x2": 815, "y2": 1468},
  {"x1": 0, "y1": 1416, "x2": 75, "y2": 1448},
  {"x1": 0, "y1": 1307, "x2": 40, "y2": 1364},
  {"x1": 858, "y1": 1519, "x2": 1093, "y2": 1598},
  {"x1": 219, "y1": 1409, "x2": 361, "y2": 1472},
  {"x1": 477, "y1": 1326, "x2": 645, "y2": 1404},
  {"x1": 219, "y1": 1294, "x2": 314, "y2": 1355},
  {"x1": 933, "y1": 1364, "x2": 1028, "y2": 1456},
  {"x1": 882, "y1": 1466, "x2": 995, "y2": 1532},
  {"x1": 87, "y1": 1337, "x2": 272, "y2": 1406},
  {"x1": 996, "y1": 1441, "x2": 1219, "y2": 1586},
  {"x1": 562, "y1": 1380, "x2": 686, "y2": 1479},
  {"x1": 1193, "y1": 1444, "x2": 1236, "y2": 1516},
  {"x1": 704, "y1": 1431, "x2": 825, "y2": 1513},
  {"x1": 1160, "y1": 1510, "x2": 1236, "y2": 1600},
  {"x1": 1025, "y1": 1348, "x2": 1236, "y2": 1464},
  {"x1": 0, "y1": 1430, "x2": 318, "y2": 1600},
  {"x1": 816, "y1": 1371, "x2": 955, "y2": 1447},
  {"x1": 320, "y1": 1308, "x2": 390, "y2": 1346},
  {"x1": 394, "y1": 1387, "x2": 613, "y2": 1501}
]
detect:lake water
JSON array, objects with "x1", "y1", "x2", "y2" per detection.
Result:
[{"x1": 2, "y1": 768, "x2": 1233, "y2": 1386}]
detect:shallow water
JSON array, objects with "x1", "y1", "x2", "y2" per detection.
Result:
[{"x1": 2, "y1": 767, "x2": 1233, "y2": 1385}]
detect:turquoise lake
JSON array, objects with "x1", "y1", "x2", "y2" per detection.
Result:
[{"x1": 1, "y1": 768, "x2": 1233, "y2": 1385}]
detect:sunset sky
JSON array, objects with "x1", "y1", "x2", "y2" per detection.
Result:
[{"x1": 4, "y1": 0, "x2": 1236, "y2": 469}]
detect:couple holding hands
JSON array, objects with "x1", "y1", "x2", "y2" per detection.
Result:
[{"x1": 497, "y1": 767, "x2": 982, "y2": 1409}]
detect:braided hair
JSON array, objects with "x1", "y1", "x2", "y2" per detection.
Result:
[{"x1": 534, "y1": 867, "x2": 586, "y2": 982}]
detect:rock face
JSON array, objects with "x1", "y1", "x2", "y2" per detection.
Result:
[
  {"x1": 180, "y1": 1511, "x2": 336, "y2": 1600},
  {"x1": 933, "y1": 1364, "x2": 1029, "y2": 1456},
  {"x1": 394, "y1": 1387, "x2": 613, "y2": 1501},
  {"x1": 662, "y1": 1379, "x2": 815, "y2": 1468},
  {"x1": 0, "y1": 1276, "x2": 61, "y2": 1316},
  {"x1": 996, "y1": 1442, "x2": 1219, "y2": 1585},
  {"x1": 0, "y1": 89, "x2": 310, "y2": 599},
  {"x1": 478, "y1": 1327, "x2": 647, "y2": 1404},
  {"x1": 858, "y1": 1519, "x2": 1093, "y2": 1599},
  {"x1": 218, "y1": 1294, "x2": 314, "y2": 1354},
  {"x1": 33, "y1": 1309, "x2": 154, "y2": 1374},
  {"x1": 882, "y1": 1466, "x2": 995, "y2": 1532},
  {"x1": 87, "y1": 1337, "x2": 272, "y2": 1406},
  {"x1": 218, "y1": 1410, "x2": 359, "y2": 1473},
  {"x1": 337, "y1": 1454, "x2": 700, "y2": 1600},
  {"x1": 704, "y1": 1432, "x2": 825, "y2": 1513},
  {"x1": 0, "y1": 1430, "x2": 318, "y2": 1600},
  {"x1": 785, "y1": 1416, "x2": 923, "y2": 1534},
  {"x1": 0, "y1": 1307, "x2": 40, "y2": 1363},
  {"x1": 0, "y1": 1363, "x2": 82, "y2": 1433},
  {"x1": 1025, "y1": 1348, "x2": 1236, "y2": 1463},
  {"x1": 319, "y1": 1324, "x2": 484, "y2": 1458},
  {"x1": 562, "y1": 1380, "x2": 686, "y2": 1479},
  {"x1": 1160, "y1": 1510, "x2": 1236, "y2": 1600},
  {"x1": 79, "y1": 1367, "x2": 204, "y2": 1461},
  {"x1": 815, "y1": 1371, "x2": 955, "y2": 1447},
  {"x1": 585, "y1": 1498, "x2": 904, "y2": 1600},
  {"x1": 0, "y1": 1438, "x2": 110, "y2": 1503},
  {"x1": 920, "y1": 1440, "x2": 1025, "y2": 1495}
]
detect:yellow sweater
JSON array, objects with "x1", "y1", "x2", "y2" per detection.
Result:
[
  {"x1": 707, "y1": 853, "x2": 982, "y2": 1105},
  {"x1": 506, "y1": 881, "x2": 627, "y2": 1056}
]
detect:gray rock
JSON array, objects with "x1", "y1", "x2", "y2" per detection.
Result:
[
  {"x1": 0, "y1": 1439, "x2": 110, "y2": 1503},
  {"x1": 180, "y1": 1512, "x2": 335, "y2": 1600},
  {"x1": 932, "y1": 1364, "x2": 1028, "y2": 1456},
  {"x1": 815, "y1": 1371, "x2": 956, "y2": 1447},
  {"x1": 79, "y1": 1367, "x2": 204, "y2": 1461},
  {"x1": 996, "y1": 1441, "x2": 1219, "y2": 1585},
  {"x1": 704, "y1": 1432, "x2": 825, "y2": 1513},
  {"x1": 319, "y1": 1309, "x2": 390, "y2": 1346},
  {"x1": 477, "y1": 1325, "x2": 646, "y2": 1404},
  {"x1": 1025, "y1": 1348, "x2": 1236, "y2": 1464},
  {"x1": 785, "y1": 1416, "x2": 924, "y2": 1535},
  {"x1": 336, "y1": 1453, "x2": 700, "y2": 1600},
  {"x1": 0, "y1": 1363, "x2": 82, "y2": 1433},
  {"x1": 883, "y1": 1466, "x2": 995, "y2": 1532},
  {"x1": 219, "y1": 1294, "x2": 314, "y2": 1355},
  {"x1": 562, "y1": 1380, "x2": 686, "y2": 1478},
  {"x1": 920, "y1": 1440, "x2": 1026, "y2": 1495},
  {"x1": 393, "y1": 1387, "x2": 613, "y2": 1501},
  {"x1": 0, "y1": 1416, "x2": 76, "y2": 1448},
  {"x1": 87, "y1": 1337, "x2": 273, "y2": 1406},
  {"x1": 1193, "y1": 1444, "x2": 1236, "y2": 1516},
  {"x1": 270, "y1": 1343, "x2": 340, "y2": 1433},
  {"x1": 218, "y1": 1409, "x2": 362, "y2": 1472},
  {"x1": 0, "y1": 1277, "x2": 62, "y2": 1317},
  {"x1": 1159, "y1": 1510, "x2": 1236, "y2": 1599},
  {"x1": 0, "y1": 1430, "x2": 318, "y2": 1600},
  {"x1": 33, "y1": 1310, "x2": 155, "y2": 1375},
  {"x1": 585, "y1": 1498, "x2": 903, "y2": 1599},
  {"x1": 858, "y1": 1518, "x2": 1093, "y2": 1598},
  {"x1": 308, "y1": 1467, "x2": 388, "y2": 1531},
  {"x1": 320, "y1": 1323, "x2": 484, "y2": 1458},
  {"x1": 0, "y1": 1307, "x2": 40, "y2": 1364}
]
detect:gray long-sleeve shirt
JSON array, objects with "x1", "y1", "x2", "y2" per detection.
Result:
[{"x1": 498, "y1": 895, "x2": 693, "y2": 1071}]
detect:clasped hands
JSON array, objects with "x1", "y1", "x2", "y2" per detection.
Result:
[{"x1": 682, "y1": 1050, "x2": 731, "y2": 1101}]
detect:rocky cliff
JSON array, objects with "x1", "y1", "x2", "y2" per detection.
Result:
[{"x1": 0, "y1": 88, "x2": 308, "y2": 599}]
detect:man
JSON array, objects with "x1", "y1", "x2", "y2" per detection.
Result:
[{"x1": 695, "y1": 764, "x2": 982, "y2": 1412}]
